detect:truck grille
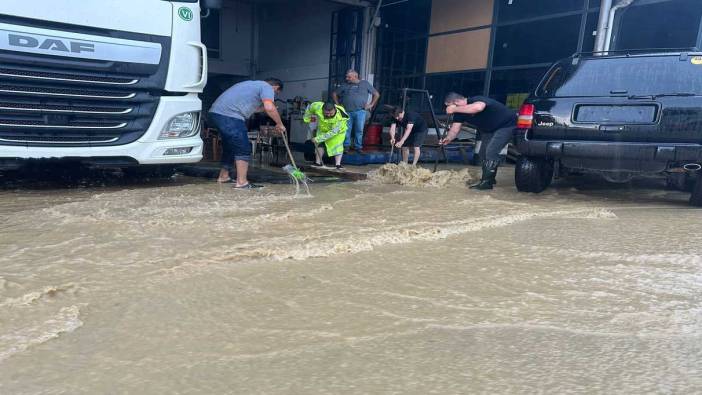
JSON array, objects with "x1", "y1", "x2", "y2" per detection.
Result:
[{"x1": 0, "y1": 65, "x2": 159, "y2": 147}]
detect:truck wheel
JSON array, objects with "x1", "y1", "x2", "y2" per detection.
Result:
[
  {"x1": 123, "y1": 165, "x2": 176, "y2": 179},
  {"x1": 689, "y1": 173, "x2": 702, "y2": 207},
  {"x1": 515, "y1": 156, "x2": 553, "y2": 193}
]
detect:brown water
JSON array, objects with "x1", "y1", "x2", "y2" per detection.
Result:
[{"x1": 1, "y1": 165, "x2": 701, "y2": 394}]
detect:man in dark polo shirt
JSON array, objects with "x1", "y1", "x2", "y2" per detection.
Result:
[
  {"x1": 388, "y1": 106, "x2": 429, "y2": 166},
  {"x1": 439, "y1": 92, "x2": 517, "y2": 190}
]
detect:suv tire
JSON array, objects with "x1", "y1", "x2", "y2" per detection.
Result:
[
  {"x1": 690, "y1": 173, "x2": 702, "y2": 207},
  {"x1": 515, "y1": 156, "x2": 553, "y2": 193},
  {"x1": 666, "y1": 172, "x2": 693, "y2": 192}
]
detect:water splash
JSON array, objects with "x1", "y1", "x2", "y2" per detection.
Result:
[
  {"x1": 0, "y1": 305, "x2": 83, "y2": 362},
  {"x1": 368, "y1": 163, "x2": 478, "y2": 187},
  {"x1": 287, "y1": 173, "x2": 312, "y2": 197}
]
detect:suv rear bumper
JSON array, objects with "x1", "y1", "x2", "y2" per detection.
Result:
[{"x1": 515, "y1": 136, "x2": 702, "y2": 171}]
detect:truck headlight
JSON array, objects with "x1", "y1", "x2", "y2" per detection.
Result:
[{"x1": 159, "y1": 112, "x2": 200, "y2": 139}]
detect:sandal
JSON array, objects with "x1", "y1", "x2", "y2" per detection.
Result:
[
  {"x1": 233, "y1": 183, "x2": 264, "y2": 190},
  {"x1": 335, "y1": 165, "x2": 345, "y2": 170}
]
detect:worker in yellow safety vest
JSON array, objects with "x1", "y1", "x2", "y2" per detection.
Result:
[{"x1": 303, "y1": 101, "x2": 349, "y2": 170}]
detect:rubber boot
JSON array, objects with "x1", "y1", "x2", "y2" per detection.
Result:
[{"x1": 470, "y1": 160, "x2": 499, "y2": 190}]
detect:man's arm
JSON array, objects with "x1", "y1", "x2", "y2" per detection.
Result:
[
  {"x1": 332, "y1": 91, "x2": 341, "y2": 105},
  {"x1": 396, "y1": 124, "x2": 414, "y2": 147},
  {"x1": 263, "y1": 100, "x2": 286, "y2": 132},
  {"x1": 388, "y1": 123, "x2": 397, "y2": 143},
  {"x1": 367, "y1": 89, "x2": 380, "y2": 110},
  {"x1": 439, "y1": 122, "x2": 463, "y2": 145},
  {"x1": 446, "y1": 101, "x2": 486, "y2": 115}
]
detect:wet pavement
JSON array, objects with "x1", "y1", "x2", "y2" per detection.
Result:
[{"x1": 0, "y1": 164, "x2": 700, "y2": 394}]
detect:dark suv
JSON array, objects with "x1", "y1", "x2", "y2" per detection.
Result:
[{"x1": 514, "y1": 51, "x2": 702, "y2": 206}]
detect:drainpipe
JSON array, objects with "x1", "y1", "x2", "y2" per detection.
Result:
[
  {"x1": 604, "y1": 0, "x2": 635, "y2": 52},
  {"x1": 594, "y1": 0, "x2": 613, "y2": 52},
  {"x1": 360, "y1": 1, "x2": 381, "y2": 81}
]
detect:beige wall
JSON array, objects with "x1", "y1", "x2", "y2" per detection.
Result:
[
  {"x1": 426, "y1": 29, "x2": 491, "y2": 73},
  {"x1": 426, "y1": 0, "x2": 494, "y2": 73},
  {"x1": 430, "y1": 0, "x2": 494, "y2": 34}
]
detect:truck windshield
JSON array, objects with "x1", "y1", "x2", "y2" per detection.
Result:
[{"x1": 537, "y1": 55, "x2": 702, "y2": 97}]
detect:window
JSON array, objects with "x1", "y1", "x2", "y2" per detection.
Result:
[
  {"x1": 614, "y1": 0, "x2": 702, "y2": 51},
  {"x1": 536, "y1": 56, "x2": 702, "y2": 97},
  {"x1": 425, "y1": 71, "x2": 486, "y2": 110},
  {"x1": 497, "y1": 0, "x2": 585, "y2": 23},
  {"x1": 201, "y1": 9, "x2": 221, "y2": 59},
  {"x1": 581, "y1": 11, "x2": 599, "y2": 53},
  {"x1": 493, "y1": 15, "x2": 581, "y2": 67},
  {"x1": 490, "y1": 67, "x2": 549, "y2": 105}
]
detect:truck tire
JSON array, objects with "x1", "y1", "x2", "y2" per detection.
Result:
[
  {"x1": 515, "y1": 156, "x2": 553, "y2": 193},
  {"x1": 689, "y1": 173, "x2": 702, "y2": 207}
]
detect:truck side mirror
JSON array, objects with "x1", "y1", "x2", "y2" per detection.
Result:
[{"x1": 202, "y1": 0, "x2": 222, "y2": 9}]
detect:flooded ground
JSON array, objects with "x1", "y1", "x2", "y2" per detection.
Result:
[{"x1": 1, "y1": 164, "x2": 701, "y2": 394}]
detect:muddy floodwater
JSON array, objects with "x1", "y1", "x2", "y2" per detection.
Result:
[{"x1": 1, "y1": 165, "x2": 701, "y2": 394}]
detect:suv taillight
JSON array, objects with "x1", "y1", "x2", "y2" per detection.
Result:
[{"x1": 517, "y1": 104, "x2": 535, "y2": 129}]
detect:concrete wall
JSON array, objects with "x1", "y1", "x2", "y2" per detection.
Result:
[
  {"x1": 207, "y1": 0, "x2": 253, "y2": 77},
  {"x1": 256, "y1": 0, "x2": 344, "y2": 102}
]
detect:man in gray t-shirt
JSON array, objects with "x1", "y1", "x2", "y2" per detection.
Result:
[
  {"x1": 332, "y1": 70, "x2": 380, "y2": 151},
  {"x1": 209, "y1": 78, "x2": 285, "y2": 188}
]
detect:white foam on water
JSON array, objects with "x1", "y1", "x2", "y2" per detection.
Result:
[
  {"x1": 205, "y1": 207, "x2": 609, "y2": 263},
  {"x1": 0, "y1": 305, "x2": 83, "y2": 362},
  {"x1": 531, "y1": 246, "x2": 702, "y2": 267},
  {"x1": 0, "y1": 284, "x2": 77, "y2": 309}
]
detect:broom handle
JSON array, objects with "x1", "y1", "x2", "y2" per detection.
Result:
[{"x1": 279, "y1": 129, "x2": 298, "y2": 169}]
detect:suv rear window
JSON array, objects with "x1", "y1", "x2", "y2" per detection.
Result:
[{"x1": 537, "y1": 55, "x2": 702, "y2": 97}]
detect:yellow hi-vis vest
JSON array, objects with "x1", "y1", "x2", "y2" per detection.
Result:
[{"x1": 303, "y1": 102, "x2": 349, "y2": 156}]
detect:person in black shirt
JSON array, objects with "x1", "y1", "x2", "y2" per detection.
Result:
[
  {"x1": 439, "y1": 92, "x2": 517, "y2": 190},
  {"x1": 388, "y1": 106, "x2": 429, "y2": 166}
]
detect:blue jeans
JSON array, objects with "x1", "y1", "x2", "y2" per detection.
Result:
[
  {"x1": 344, "y1": 109, "x2": 367, "y2": 150},
  {"x1": 208, "y1": 113, "x2": 251, "y2": 168}
]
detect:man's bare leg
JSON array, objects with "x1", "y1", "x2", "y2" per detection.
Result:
[
  {"x1": 235, "y1": 160, "x2": 249, "y2": 186},
  {"x1": 315, "y1": 146, "x2": 326, "y2": 166},
  {"x1": 218, "y1": 167, "x2": 231, "y2": 182},
  {"x1": 412, "y1": 147, "x2": 421, "y2": 166},
  {"x1": 334, "y1": 154, "x2": 343, "y2": 166},
  {"x1": 401, "y1": 147, "x2": 409, "y2": 164}
]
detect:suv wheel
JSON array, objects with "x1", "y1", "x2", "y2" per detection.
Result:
[
  {"x1": 515, "y1": 156, "x2": 554, "y2": 193},
  {"x1": 690, "y1": 173, "x2": 702, "y2": 207},
  {"x1": 666, "y1": 172, "x2": 693, "y2": 192}
]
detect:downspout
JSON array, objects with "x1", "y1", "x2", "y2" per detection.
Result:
[
  {"x1": 604, "y1": 0, "x2": 636, "y2": 52},
  {"x1": 360, "y1": 1, "x2": 381, "y2": 81},
  {"x1": 594, "y1": 0, "x2": 613, "y2": 52}
]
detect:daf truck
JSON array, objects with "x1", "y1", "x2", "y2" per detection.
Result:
[{"x1": 0, "y1": 0, "x2": 214, "y2": 175}]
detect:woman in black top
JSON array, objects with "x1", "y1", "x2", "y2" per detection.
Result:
[
  {"x1": 439, "y1": 92, "x2": 517, "y2": 190},
  {"x1": 388, "y1": 106, "x2": 429, "y2": 166}
]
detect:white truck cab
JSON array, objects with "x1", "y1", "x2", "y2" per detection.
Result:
[{"x1": 0, "y1": 0, "x2": 211, "y2": 171}]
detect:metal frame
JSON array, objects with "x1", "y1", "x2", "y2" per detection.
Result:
[
  {"x1": 377, "y1": 0, "x2": 602, "y2": 102},
  {"x1": 328, "y1": 6, "x2": 365, "y2": 97}
]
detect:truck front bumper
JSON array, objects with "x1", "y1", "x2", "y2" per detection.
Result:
[{"x1": 0, "y1": 95, "x2": 203, "y2": 167}]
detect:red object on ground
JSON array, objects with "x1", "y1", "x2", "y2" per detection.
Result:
[{"x1": 362, "y1": 123, "x2": 383, "y2": 151}]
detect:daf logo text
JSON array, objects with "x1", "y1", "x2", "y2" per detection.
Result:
[{"x1": 8, "y1": 34, "x2": 95, "y2": 54}]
